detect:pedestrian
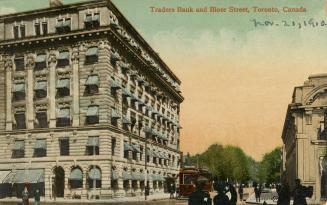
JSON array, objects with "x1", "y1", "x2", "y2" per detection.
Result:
[
  {"x1": 292, "y1": 179, "x2": 307, "y2": 205},
  {"x1": 229, "y1": 183, "x2": 237, "y2": 205},
  {"x1": 188, "y1": 176, "x2": 212, "y2": 205},
  {"x1": 34, "y1": 189, "x2": 40, "y2": 205},
  {"x1": 277, "y1": 180, "x2": 290, "y2": 205},
  {"x1": 254, "y1": 182, "x2": 261, "y2": 203},
  {"x1": 213, "y1": 183, "x2": 230, "y2": 205},
  {"x1": 22, "y1": 186, "x2": 29, "y2": 205},
  {"x1": 169, "y1": 183, "x2": 176, "y2": 199},
  {"x1": 238, "y1": 184, "x2": 244, "y2": 201}
]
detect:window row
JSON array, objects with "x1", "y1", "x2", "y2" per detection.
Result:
[
  {"x1": 12, "y1": 13, "x2": 101, "y2": 39},
  {"x1": 13, "y1": 48, "x2": 98, "y2": 72}
]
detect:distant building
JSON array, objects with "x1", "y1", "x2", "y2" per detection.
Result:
[
  {"x1": 0, "y1": 0, "x2": 183, "y2": 200},
  {"x1": 282, "y1": 74, "x2": 327, "y2": 204}
]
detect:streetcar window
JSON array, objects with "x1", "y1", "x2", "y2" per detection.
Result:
[{"x1": 183, "y1": 174, "x2": 194, "y2": 185}]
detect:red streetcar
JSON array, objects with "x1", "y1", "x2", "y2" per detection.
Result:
[{"x1": 178, "y1": 166, "x2": 213, "y2": 198}]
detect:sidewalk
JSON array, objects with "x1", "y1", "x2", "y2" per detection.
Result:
[{"x1": 0, "y1": 193, "x2": 175, "y2": 205}]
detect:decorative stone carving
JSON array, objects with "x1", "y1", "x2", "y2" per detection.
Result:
[
  {"x1": 4, "y1": 56, "x2": 13, "y2": 72},
  {"x1": 98, "y1": 39, "x2": 110, "y2": 49},
  {"x1": 26, "y1": 54, "x2": 35, "y2": 68},
  {"x1": 71, "y1": 47, "x2": 79, "y2": 63},
  {"x1": 48, "y1": 52, "x2": 57, "y2": 65}
]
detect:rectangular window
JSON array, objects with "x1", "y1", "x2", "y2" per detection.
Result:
[
  {"x1": 35, "y1": 23, "x2": 41, "y2": 35},
  {"x1": 14, "y1": 57, "x2": 25, "y2": 71},
  {"x1": 56, "y1": 107, "x2": 71, "y2": 127},
  {"x1": 14, "y1": 112, "x2": 26, "y2": 130},
  {"x1": 111, "y1": 138, "x2": 116, "y2": 156},
  {"x1": 34, "y1": 139, "x2": 47, "y2": 157},
  {"x1": 20, "y1": 25, "x2": 25, "y2": 38},
  {"x1": 12, "y1": 140, "x2": 25, "y2": 158},
  {"x1": 86, "y1": 136, "x2": 99, "y2": 156},
  {"x1": 59, "y1": 138, "x2": 69, "y2": 156},
  {"x1": 42, "y1": 22, "x2": 48, "y2": 35},
  {"x1": 35, "y1": 111, "x2": 48, "y2": 128},
  {"x1": 56, "y1": 78, "x2": 70, "y2": 97},
  {"x1": 13, "y1": 26, "x2": 19, "y2": 39}
]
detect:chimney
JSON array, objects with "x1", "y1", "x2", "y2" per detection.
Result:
[{"x1": 50, "y1": 0, "x2": 63, "y2": 7}]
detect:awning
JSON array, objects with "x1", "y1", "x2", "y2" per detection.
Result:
[
  {"x1": 84, "y1": 15, "x2": 93, "y2": 23},
  {"x1": 93, "y1": 13, "x2": 100, "y2": 22},
  {"x1": 63, "y1": 19, "x2": 71, "y2": 27},
  {"x1": 86, "y1": 137, "x2": 99, "y2": 147},
  {"x1": 55, "y1": 21, "x2": 63, "y2": 28},
  {"x1": 146, "y1": 148, "x2": 153, "y2": 157},
  {"x1": 151, "y1": 130, "x2": 158, "y2": 137},
  {"x1": 85, "y1": 75, "x2": 99, "y2": 86},
  {"x1": 143, "y1": 127, "x2": 151, "y2": 133},
  {"x1": 34, "y1": 81, "x2": 47, "y2": 91},
  {"x1": 86, "y1": 106, "x2": 99, "y2": 117},
  {"x1": 111, "y1": 170, "x2": 119, "y2": 180},
  {"x1": 0, "y1": 171, "x2": 11, "y2": 183},
  {"x1": 111, "y1": 80, "x2": 121, "y2": 90},
  {"x1": 124, "y1": 143, "x2": 134, "y2": 152},
  {"x1": 57, "y1": 108, "x2": 70, "y2": 118},
  {"x1": 88, "y1": 167, "x2": 101, "y2": 180},
  {"x1": 131, "y1": 172, "x2": 140, "y2": 181},
  {"x1": 4, "y1": 169, "x2": 44, "y2": 183},
  {"x1": 111, "y1": 52, "x2": 121, "y2": 62},
  {"x1": 122, "y1": 116, "x2": 131, "y2": 124},
  {"x1": 35, "y1": 54, "x2": 46, "y2": 63},
  {"x1": 12, "y1": 141, "x2": 24, "y2": 151},
  {"x1": 12, "y1": 84, "x2": 25, "y2": 92},
  {"x1": 34, "y1": 139, "x2": 46, "y2": 149},
  {"x1": 69, "y1": 169, "x2": 83, "y2": 180},
  {"x1": 111, "y1": 108, "x2": 120, "y2": 119},
  {"x1": 152, "y1": 150, "x2": 160, "y2": 158},
  {"x1": 130, "y1": 95, "x2": 138, "y2": 102},
  {"x1": 139, "y1": 173, "x2": 145, "y2": 181},
  {"x1": 132, "y1": 144, "x2": 141, "y2": 153},
  {"x1": 122, "y1": 88, "x2": 132, "y2": 97},
  {"x1": 86, "y1": 47, "x2": 98, "y2": 56},
  {"x1": 56, "y1": 78, "x2": 70, "y2": 89},
  {"x1": 122, "y1": 170, "x2": 132, "y2": 180},
  {"x1": 58, "y1": 51, "x2": 70, "y2": 60}
]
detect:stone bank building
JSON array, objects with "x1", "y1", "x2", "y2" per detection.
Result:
[
  {"x1": 0, "y1": 0, "x2": 183, "y2": 200},
  {"x1": 282, "y1": 74, "x2": 327, "y2": 204}
]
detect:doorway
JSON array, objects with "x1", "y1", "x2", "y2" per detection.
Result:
[{"x1": 53, "y1": 166, "x2": 65, "y2": 198}]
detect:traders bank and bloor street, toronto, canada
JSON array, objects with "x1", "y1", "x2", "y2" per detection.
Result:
[{"x1": 0, "y1": 0, "x2": 184, "y2": 199}]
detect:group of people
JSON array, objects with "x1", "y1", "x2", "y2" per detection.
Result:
[
  {"x1": 188, "y1": 178, "x2": 312, "y2": 205},
  {"x1": 188, "y1": 178, "x2": 240, "y2": 205},
  {"x1": 21, "y1": 185, "x2": 41, "y2": 205}
]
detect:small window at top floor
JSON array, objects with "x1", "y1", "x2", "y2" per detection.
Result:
[
  {"x1": 14, "y1": 56, "x2": 25, "y2": 71},
  {"x1": 56, "y1": 18, "x2": 71, "y2": 33},
  {"x1": 13, "y1": 24, "x2": 26, "y2": 39},
  {"x1": 84, "y1": 13, "x2": 100, "y2": 30}
]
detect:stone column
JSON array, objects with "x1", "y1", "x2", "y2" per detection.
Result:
[
  {"x1": 82, "y1": 171, "x2": 87, "y2": 199},
  {"x1": 4, "y1": 56, "x2": 13, "y2": 131},
  {"x1": 48, "y1": 52, "x2": 57, "y2": 128},
  {"x1": 71, "y1": 46, "x2": 80, "y2": 127},
  {"x1": 26, "y1": 54, "x2": 35, "y2": 129}
]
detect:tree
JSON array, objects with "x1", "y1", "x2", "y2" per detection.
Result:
[{"x1": 257, "y1": 147, "x2": 282, "y2": 184}]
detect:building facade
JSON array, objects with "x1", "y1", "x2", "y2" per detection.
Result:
[
  {"x1": 282, "y1": 74, "x2": 327, "y2": 204},
  {"x1": 0, "y1": 0, "x2": 183, "y2": 200}
]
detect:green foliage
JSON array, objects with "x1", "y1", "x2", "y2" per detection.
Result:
[
  {"x1": 185, "y1": 144, "x2": 254, "y2": 182},
  {"x1": 184, "y1": 144, "x2": 282, "y2": 184},
  {"x1": 256, "y1": 147, "x2": 282, "y2": 184}
]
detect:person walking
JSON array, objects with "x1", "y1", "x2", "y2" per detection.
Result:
[
  {"x1": 277, "y1": 181, "x2": 290, "y2": 205},
  {"x1": 238, "y1": 184, "x2": 244, "y2": 201},
  {"x1": 229, "y1": 183, "x2": 237, "y2": 205},
  {"x1": 254, "y1": 182, "x2": 261, "y2": 203},
  {"x1": 188, "y1": 177, "x2": 212, "y2": 205},
  {"x1": 22, "y1": 186, "x2": 29, "y2": 205},
  {"x1": 169, "y1": 183, "x2": 176, "y2": 199},
  {"x1": 292, "y1": 179, "x2": 307, "y2": 205},
  {"x1": 34, "y1": 189, "x2": 40, "y2": 205},
  {"x1": 213, "y1": 183, "x2": 230, "y2": 205}
]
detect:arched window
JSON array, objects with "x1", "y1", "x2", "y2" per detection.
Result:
[
  {"x1": 69, "y1": 167, "x2": 83, "y2": 189},
  {"x1": 88, "y1": 166, "x2": 101, "y2": 188}
]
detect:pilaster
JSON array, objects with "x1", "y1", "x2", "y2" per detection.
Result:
[
  {"x1": 48, "y1": 51, "x2": 57, "y2": 128},
  {"x1": 26, "y1": 54, "x2": 34, "y2": 129},
  {"x1": 5, "y1": 56, "x2": 13, "y2": 131},
  {"x1": 72, "y1": 46, "x2": 80, "y2": 127}
]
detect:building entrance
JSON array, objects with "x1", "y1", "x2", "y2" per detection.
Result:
[{"x1": 53, "y1": 166, "x2": 65, "y2": 198}]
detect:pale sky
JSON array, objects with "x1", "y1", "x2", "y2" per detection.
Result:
[{"x1": 1, "y1": 0, "x2": 327, "y2": 160}]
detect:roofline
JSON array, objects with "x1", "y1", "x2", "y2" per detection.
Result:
[{"x1": 0, "y1": 0, "x2": 182, "y2": 84}]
